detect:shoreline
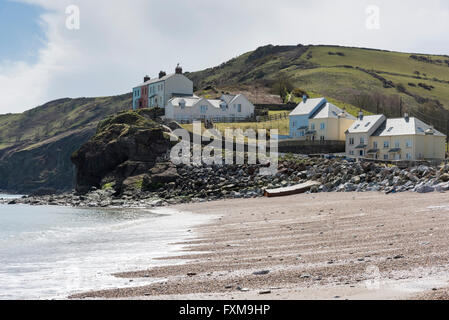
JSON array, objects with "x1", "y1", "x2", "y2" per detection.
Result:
[
  {"x1": 71, "y1": 191, "x2": 449, "y2": 300},
  {"x1": 0, "y1": 204, "x2": 214, "y2": 300}
]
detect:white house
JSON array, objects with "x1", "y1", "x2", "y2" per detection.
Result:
[
  {"x1": 165, "y1": 94, "x2": 255, "y2": 122},
  {"x1": 132, "y1": 65, "x2": 193, "y2": 110}
]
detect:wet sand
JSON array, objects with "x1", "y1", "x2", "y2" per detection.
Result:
[{"x1": 71, "y1": 192, "x2": 449, "y2": 300}]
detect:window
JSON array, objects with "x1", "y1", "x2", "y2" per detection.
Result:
[
  {"x1": 354, "y1": 124, "x2": 360, "y2": 130},
  {"x1": 200, "y1": 105, "x2": 208, "y2": 114},
  {"x1": 179, "y1": 101, "x2": 186, "y2": 109},
  {"x1": 373, "y1": 141, "x2": 378, "y2": 149},
  {"x1": 237, "y1": 104, "x2": 242, "y2": 113},
  {"x1": 387, "y1": 127, "x2": 394, "y2": 133},
  {"x1": 292, "y1": 121, "x2": 297, "y2": 128},
  {"x1": 349, "y1": 137, "x2": 355, "y2": 145},
  {"x1": 406, "y1": 140, "x2": 412, "y2": 148},
  {"x1": 359, "y1": 150, "x2": 364, "y2": 156},
  {"x1": 406, "y1": 153, "x2": 412, "y2": 160},
  {"x1": 384, "y1": 154, "x2": 389, "y2": 160},
  {"x1": 350, "y1": 151, "x2": 355, "y2": 156},
  {"x1": 320, "y1": 136, "x2": 325, "y2": 141},
  {"x1": 320, "y1": 123, "x2": 325, "y2": 130},
  {"x1": 365, "y1": 122, "x2": 371, "y2": 128},
  {"x1": 360, "y1": 137, "x2": 365, "y2": 144},
  {"x1": 384, "y1": 141, "x2": 389, "y2": 148},
  {"x1": 395, "y1": 141, "x2": 400, "y2": 149},
  {"x1": 311, "y1": 123, "x2": 316, "y2": 130}
]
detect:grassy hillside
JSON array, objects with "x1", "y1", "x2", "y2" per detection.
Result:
[
  {"x1": 0, "y1": 95, "x2": 131, "y2": 152},
  {"x1": 0, "y1": 94, "x2": 131, "y2": 193},
  {"x1": 187, "y1": 44, "x2": 449, "y2": 134}
]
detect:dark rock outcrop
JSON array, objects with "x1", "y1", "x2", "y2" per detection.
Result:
[{"x1": 71, "y1": 110, "x2": 172, "y2": 194}]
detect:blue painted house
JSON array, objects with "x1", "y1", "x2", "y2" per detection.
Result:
[{"x1": 289, "y1": 96, "x2": 328, "y2": 139}]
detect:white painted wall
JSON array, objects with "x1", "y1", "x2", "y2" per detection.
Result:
[
  {"x1": 164, "y1": 74, "x2": 193, "y2": 106},
  {"x1": 165, "y1": 94, "x2": 255, "y2": 121}
]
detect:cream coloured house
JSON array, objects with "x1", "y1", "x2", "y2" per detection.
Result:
[
  {"x1": 346, "y1": 114, "x2": 387, "y2": 158},
  {"x1": 367, "y1": 116, "x2": 446, "y2": 161},
  {"x1": 346, "y1": 113, "x2": 446, "y2": 161},
  {"x1": 307, "y1": 103, "x2": 356, "y2": 142}
]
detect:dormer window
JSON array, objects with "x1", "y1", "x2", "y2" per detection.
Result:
[{"x1": 179, "y1": 100, "x2": 186, "y2": 109}]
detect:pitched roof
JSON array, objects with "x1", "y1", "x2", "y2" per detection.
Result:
[
  {"x1": 372, "y1": 117, "x2": 446, "y2": 137},
  {"x1": 168, "y1": 96, "x2": 225, "y2": 109},
  {"x1": 311, "y1": 103, "x2": 357, "y2": 120},
  {"x1": 168, "y1": 97, "x2": 199, "y2": 107},
  {"x1": 135, "y1": 73, "x2": 177, "y2": 87},
  {"x1": 289, "y1": 98, "x2": 327, "y2": 117},
  {"x1": 221, "y1": 94, "x2": 238, "y2": 105},
  {"x1": 347, "y1": 115, "x2": 385, "y2": 134}
]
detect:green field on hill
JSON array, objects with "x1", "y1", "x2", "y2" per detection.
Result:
[{"x1": 188, "y1": 44, "x2": 449, "y2": 133}]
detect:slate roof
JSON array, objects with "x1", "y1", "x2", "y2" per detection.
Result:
[
  {"x1": 289, "y1": 98, "x2": 327, "y2": 117},
  {"x1": 135, "y1": 73, "x2": 177, "y2": 87},
  {"x1": 311, "y1": 103, "x2": 357, "y2": 120},
  {"x1": 347, "y1": 115, "x2": 385, "y2": 134},
  {"x1": 372, "y1": 117, "x2": 445, "y2": 137}
]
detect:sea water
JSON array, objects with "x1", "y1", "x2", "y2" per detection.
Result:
[{"x1": 0, "y1": 196, "x2": 209, "y2": 300}]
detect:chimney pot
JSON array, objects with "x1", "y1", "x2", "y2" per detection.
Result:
[
  {"x1": 302, "y1": 94, "x2": 307, "y2": 103},
  {"x1": 175, "y1": 63, "x2": 183, "y2": 74},
  {"x1": 404, "y1": 113, "x2": 410, "y2": 122},
  {"x1": 358, "y1": 111, "x2": 364, "y2": 120},
  {"x1": 144, "y1": 75, "x2": 150, "y2": 82},
  {"x1": 159, "y1": 71, "x2": 166, "y2": 79}
]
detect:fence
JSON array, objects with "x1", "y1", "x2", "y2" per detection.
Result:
[{"x1": 256, "y1": 112, "x2": 289, "y2": 123}]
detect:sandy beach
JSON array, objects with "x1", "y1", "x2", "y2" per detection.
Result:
[{"x1": 72, "y1": 192, "x2": 449, "y2": 300}]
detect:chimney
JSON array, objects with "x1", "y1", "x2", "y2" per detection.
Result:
[
  {"x1": 404, "y1": 113, "x2": 410, "y2": 122},
  {"x1": 143, "y1": 75, "x2": 150, "y2": 82},
  {"x1": 159, "y1": 71, "x2": 166, "y2": 79},
  {"x1": 175, "y1": 63, "x2": 183, "y2": 74},
  {"x1": 302, "y1": 94, "x2": 308, "y2": 103},
  {"x1": 358, "y1": 111, "x2": 364, "y2": 120}
]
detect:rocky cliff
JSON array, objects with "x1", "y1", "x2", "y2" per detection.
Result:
[
  {"x1": 71, "y1": 108, "x2": 171, "y2": 194},
  {"x1": 0, "y1": 94, "x2": 131, "y2": 194}
]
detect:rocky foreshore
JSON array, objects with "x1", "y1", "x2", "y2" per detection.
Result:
[{"x1": 2, "y1": 157, "x2": 449, "y2": 208}]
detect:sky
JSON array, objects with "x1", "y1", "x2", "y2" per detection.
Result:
[{"x1": 0, "y1": 0, "x2": 448, "y2": 114}]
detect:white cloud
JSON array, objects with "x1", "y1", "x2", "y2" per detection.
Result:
[{"x1": 0, "y1": 0, "x2": 448, "y2": 114}]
